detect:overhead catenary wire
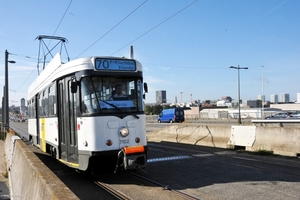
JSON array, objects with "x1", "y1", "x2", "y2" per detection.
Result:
[
  {"x1": 110, "y1": 0, "x2": 198, "y2": 56},
  {"x1": 2, "y1": 53, "x2": 37, "y2": 94},
  {"x1": 14, "y1": 66, "x2": 36, "y2": 93},
  {"x1": 3, "y1": 1, "x2": 73, "y2": 95},
  {"x1": 51, "y1": 0, "x2": 73, "y2": 37},
  {"x1": 76, "y1": 0, "x2": 148, "y2": 58},
  {"x1": 6, "y1": 1, "x2": 199, "y2": 95},
  {"x1": 46, "y1": 0, "x2": 73, "y2": 47}
]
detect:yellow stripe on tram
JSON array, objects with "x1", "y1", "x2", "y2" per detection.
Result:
[
  {"x1": 41, "y1": 118, "x2": 46, "y2": 152},
  {"x1": 58, "y1": 159, "x2": 79, "y2": 168}
]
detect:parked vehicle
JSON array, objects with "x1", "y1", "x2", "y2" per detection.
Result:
[
  {"x1": 289, "y1": 111, "x2": 300, "y2": 119},
  {"x1": 158, "y1": 108, "x2": 185, "y2": 123},
  {"x1": 265, "y1": 112, "x2": 291, "y2": 119}
]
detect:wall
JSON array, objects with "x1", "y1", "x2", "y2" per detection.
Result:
[
  {"x1": 4, "y1": 132, "x2": 79, "y2": 200},
  {"x1": 146, "y1": 123, "x2": 300, "y2": 157}
]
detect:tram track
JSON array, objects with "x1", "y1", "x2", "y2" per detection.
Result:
[
  {"x1": 128, "y1": 172, "x2": 202, "y2": 200},
  {"x1": 92, "y1": 171, "x2": 202, "y2": 200},
  {"x1": 95, "y1": 180, "x2": 131, "y2": 200}
]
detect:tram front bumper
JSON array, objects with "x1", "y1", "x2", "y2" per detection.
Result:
[{"x1": 116, "y1": 146, "x2": 147, "y2": 171}]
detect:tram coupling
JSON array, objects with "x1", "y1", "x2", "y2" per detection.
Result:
[{"x1": 114, "y1": 146, "x2": 147, "y2": 173}]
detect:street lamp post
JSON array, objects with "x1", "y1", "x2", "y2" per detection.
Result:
[
  {"x1": 262, "y1": 66, "x2": 264, "y2": 119},
  {"x1": 180, "y1": 92, "x2": 183, "y2": 104},
  {"x1": 229, "y1": 65, "x2": 248, "y2": 124},
  {"x1": 1, "y1": 88, "x2": 4, "y2": 133},
  {"x1": 4, "y1": 50, "x2": 16, "y2": 133}
]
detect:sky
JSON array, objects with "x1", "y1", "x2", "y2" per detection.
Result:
[{"x1": 0, "y1": 0, "x2": 299, "y2": 106}]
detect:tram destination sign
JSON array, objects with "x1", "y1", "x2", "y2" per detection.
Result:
[{"x1": 95, "y1": 58, "x2": 136, "y2": 71}]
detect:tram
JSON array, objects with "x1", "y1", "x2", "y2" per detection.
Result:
[{"x1": 27, "y1": 36, "x2": 148, "y2": 172}]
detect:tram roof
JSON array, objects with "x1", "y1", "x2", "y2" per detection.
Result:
[{"x1": 27, "y1": 53, "x2": 143, "y2": 100}]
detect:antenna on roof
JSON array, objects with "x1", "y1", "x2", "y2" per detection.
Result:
[
  {"x1": 130, "y1": 45, "x2": 134, "y2": 59},
  {"x1": 35, "y1": 35, "x2": 70, "y2": 75}
]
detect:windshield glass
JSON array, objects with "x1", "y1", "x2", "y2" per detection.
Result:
[{"x1": 80, "y1": 76, "x2": 144, "y2": 114}]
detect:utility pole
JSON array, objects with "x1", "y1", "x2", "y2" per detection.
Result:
[
  {"x1": 180, "y1": 92, "x2": 183, "y2": 104},
  {"x1": 262, "y1": 66, "x2": 264, "y2": 119},
  {"x1": 229, "y1": 65, "x2": 248, "y2": 124},
  {"x1": 2, "y1": 89, "x2": 4, "y2": 133},
  {"x1": 4, "y1": 50, "x2": 9, "y2": 132},
  {"x1": 4, "y1": 50, "x2": 15, "y2": 133}
]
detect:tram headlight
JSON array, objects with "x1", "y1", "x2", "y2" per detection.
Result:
[{"x1": 119, "y1": 127, "x2": 129, "y2": 137}]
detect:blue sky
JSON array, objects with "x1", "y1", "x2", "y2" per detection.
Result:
[{"x1": 0, "y1": 0, "x2": 299, "y2": 106}]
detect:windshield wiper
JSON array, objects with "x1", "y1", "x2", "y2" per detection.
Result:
[{"x1": 87, "y1": 77, "x2": 139, "y2": 119}]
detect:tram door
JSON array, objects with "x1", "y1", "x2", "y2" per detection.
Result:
[
  {"x1": 36, "y1": 94, "x2": 40, "y2": 145},
  {"x1": 58, "y1": 77, "x2": 78, "y2": 164}
]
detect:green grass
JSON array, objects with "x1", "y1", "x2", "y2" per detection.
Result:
[{"x1": 253, "y1": 150, "x2": 274, "y2": 156}]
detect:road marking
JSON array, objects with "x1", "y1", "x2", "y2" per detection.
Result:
[{"x1": 147, "y1": 153, "x2": 214, "y2": 163}]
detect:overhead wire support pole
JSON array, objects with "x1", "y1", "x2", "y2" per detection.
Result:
[
  {"x1": 229, "y1": 65, "x2": 248, "y2": 124},
  {"x1": 4, "y1": 50, "x2": 8, "y2": 133},
  {"x1": 4, "y1": 50, "x2": 16, "y2": 134},
  {"x1": 2, "y1": 87, "x2": 5, "y2": 134}
]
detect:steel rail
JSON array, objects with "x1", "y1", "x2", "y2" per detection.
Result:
[
  {"x1": 95, "y1": 181, "x2": 132, "y2": 200},
  {"x1": 128, "y1": 172, "x2": 202, "y2": 200}
]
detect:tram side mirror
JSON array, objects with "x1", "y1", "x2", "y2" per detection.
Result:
[
  {"x1": 143, "y1": 82, "x2": 148, "y2": 99},
  {"x1": 71, "y1": 81, "x2": 78, "y2": 93},
  {"x1": 144, "y1": 83, "x2": 148, "y2": 93}
]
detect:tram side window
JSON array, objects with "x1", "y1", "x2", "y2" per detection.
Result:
[
  {"x1": 27, "y1": 100, "x2": 31, "y2": 118},
  {"x1": 43, "y1": 90, "x2": 49, "y2": 116},
  {"x1": 39, "y1": 90, "x2": 49, "y2": 117},
  {"x1": 32, "y1": 98, "x2": 36, "y2": 118},
  {"x1": 49, "y1": 85, "x2": 56, "y2": 116},
  {"x1": 28, "y1": 99, "x2": 34, "y2": 118},
  {"x1": 81, "y1": 78, "x2": 92, "y2": 113},
  {"x1": 39, "y1": 94, "x2": 43, "y2": 117},
  {"x1": 137, "y1": 80, "x2": 144, "y2": 110}
]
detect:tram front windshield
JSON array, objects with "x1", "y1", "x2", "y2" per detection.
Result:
[{"x1": 80, "y1": 76, "x2": 144, "y2": 114}]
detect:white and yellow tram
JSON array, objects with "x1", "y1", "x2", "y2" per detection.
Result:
[{"x1": 27, "y1": 51, "x2": 148, "y2": 172}]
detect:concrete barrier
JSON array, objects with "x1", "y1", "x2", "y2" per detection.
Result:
[
  {"x1": 247, "y1": 126, "x2": 300, "y2": 157},
  {"x1": 147, "y1": 125, "x2": 232, "y2": 148},
  {"x1": 4, "y1": 132, "x2": 79, "y2": 200},
  {"x1": 147, "y1": 124, "x2": 300, "y2": 157}
]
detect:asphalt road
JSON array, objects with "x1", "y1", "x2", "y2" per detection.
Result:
[
  {"x1": 145, "y1": 142, "x2": 300, "y2": 200},
  {"x1": 8, "y1": 121, "x2": 300, "y2": 200}
]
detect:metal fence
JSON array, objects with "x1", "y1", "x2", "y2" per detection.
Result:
[{"x1": 145, "y1": 111, "x2": 278, "y2": 123}]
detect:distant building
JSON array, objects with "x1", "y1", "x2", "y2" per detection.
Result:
[
  {"x1": 222, "y1": 96, "x2": 232, "y2": 102},
  {"x1": 156, "y1": 90, "x2": 166, "y2": 104},
  {"x1": 297, "y1": 93, "x2": 300, "y2": 103},
  {"x1": 270, "y1": 94, "x2": 278, "y2": 103},
  {"x1": 257, "y1": 95, "x2": 265, "y2": 102},
  {"x1": 279, "y1": 93, "x2": 290, "y2": 103},
  {"x1": 246, "y1": 100, "x2": 260, "y2": 108},
  {"x1": 217, "y1": 100, "x2": 231, "y2": 107},
  {"x1": 20, "y1": 98, "x2": 26, "y2": 115}
]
